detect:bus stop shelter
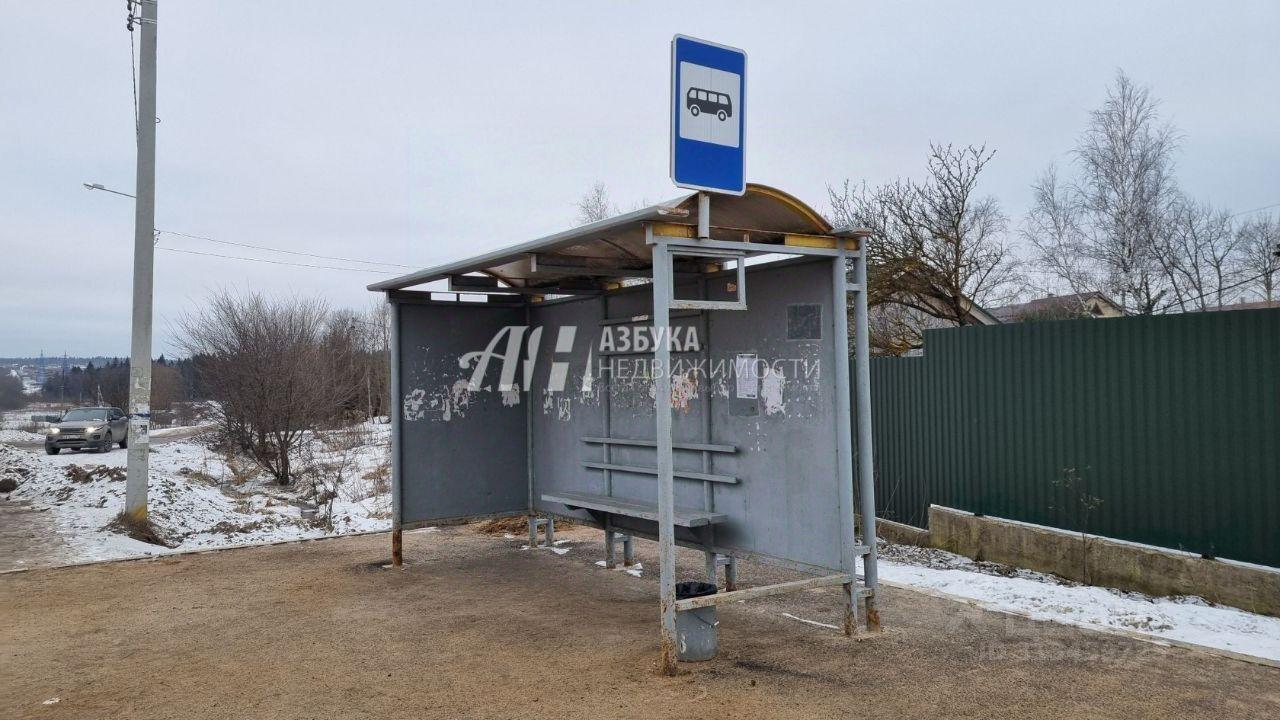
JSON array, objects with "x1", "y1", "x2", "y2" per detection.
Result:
[{"x1": 369, "y1": 184, "x2": 881, "y2": 673}]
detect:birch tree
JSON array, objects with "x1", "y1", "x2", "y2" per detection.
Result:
[{"x1": 1025, "y1": 71, "x2": 1181, "y2": 314}]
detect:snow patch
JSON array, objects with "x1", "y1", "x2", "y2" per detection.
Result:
[{"x1": 874, "y1": 545, "x2": 1280, "y2": 663}]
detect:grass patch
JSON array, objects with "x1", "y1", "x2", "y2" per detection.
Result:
[
  {"x1": 66, "y1": 465, "x2": 126, "y2": 484},
  {"x1": 106, "y1": 511, "x2": 174, "y2": 547},
  {"x1": 474, "y1": 515, "x2": 574, "y2": 536}
]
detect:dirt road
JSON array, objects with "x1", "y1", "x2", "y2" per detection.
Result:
[
  {"x1": 4, "y1": 424, "x2": 210, "y2": 451},
  {"x1": 0, "y1": 499, "x2": 74, "y2": 570},
  {"x1": 3, "y1": 526, "x2": 1277, "y2": 719}
]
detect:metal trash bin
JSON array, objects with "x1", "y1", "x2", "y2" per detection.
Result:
[{"x1": 675, "y1": 581, "x2": 718, "y2": 661}]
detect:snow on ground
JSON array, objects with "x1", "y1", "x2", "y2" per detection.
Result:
[
  {"x1": 0, "y1": 428, "x2": 45, "y2": 443},
  {"x1": 0, "y1": 409, "x2": 50, "y2": 443},
  {"x1": 1, "y1": 422, "x2": 391, "y2": 563},
  {"x1": 874, "y1": 542, "x2": 1280, "y2": 663}
]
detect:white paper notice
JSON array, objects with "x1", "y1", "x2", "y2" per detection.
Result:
[{"x1": 735, "y1": 353, "x2": 758, "y2": 399}]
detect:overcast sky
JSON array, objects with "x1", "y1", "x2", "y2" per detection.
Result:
[{"x1": 3, "y1": 1, "x2": 1277, "y2": 358}]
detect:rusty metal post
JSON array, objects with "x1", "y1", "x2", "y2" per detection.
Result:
[
  {"x1": 605, "y1": 527, "x2": 617, "y2": 569},
  {"x1": 389, "y1": 296, "x2": 403, "y2": 567},
  {"x1": 650, "y1": 228, "x2": 679, "y2": 675},
  {"x1": 832, "y1": 245, "x2": 859, "y2": 635}
]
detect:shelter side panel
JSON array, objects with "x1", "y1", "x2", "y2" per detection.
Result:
[{"x1": 396, "y1": 302, "x2": 529, "y2": 523}]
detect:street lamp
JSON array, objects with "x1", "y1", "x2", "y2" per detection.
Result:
[{"x1": 83, "y1": 182, "x2": 136, "y2": 199}]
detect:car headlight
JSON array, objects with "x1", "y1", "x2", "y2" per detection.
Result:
[
  {"x1": 48, "y1": 427, "x2": 60, "y2": 435},
  {"x1": 87, "y1": 426, "x2": 103, "y2": 435}
]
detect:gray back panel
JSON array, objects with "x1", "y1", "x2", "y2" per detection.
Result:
[
  {"x1": 395, "y1": 300, "x2": 528, "y2": 524},
  {"x1": 529, "y1": 259, "x2": 844, "y2": 571}
]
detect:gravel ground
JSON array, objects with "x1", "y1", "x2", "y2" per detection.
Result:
[{"x1": 2, "y1": 525, "x2": 1278, "y2": 720}]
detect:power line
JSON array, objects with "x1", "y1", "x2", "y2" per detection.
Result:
[
  {"x1": 157, "y1": 246, "x2": 397, "y2": 274},
  {"x1": 1229, "y1": 202, "x2": 1280, "y2": 219},
  {"x1": 156, "y1": 229, "x2": 414, "y2": 268},
  {"x1": 1158, "y1": 268, "x2": 1273, "y2": 313}
]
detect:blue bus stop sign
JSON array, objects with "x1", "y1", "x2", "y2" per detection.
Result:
[{"x1": 670, "y1": 35, "x2": 746, "y2": 195}]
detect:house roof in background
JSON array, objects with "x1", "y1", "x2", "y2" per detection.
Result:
[
  {"x1": 990, "y1": 292, "x2": 1123, "y2": 322},
  {"x1": 1198, "y1": 300, "x2": 1280, "y2": 312}
]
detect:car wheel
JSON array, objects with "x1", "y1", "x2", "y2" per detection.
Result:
[
  {"x1": 99, "y1": 432, "x2": 113, "y2": 453},
  {"x1": 46, "y1": 447, "x2": 60, "y2": 455},
  {"x1": 690, "y1": 105, "x2": 700, "y2": 116},
  {"x1": 717, "y1": 110, "x2": 727, "y2": 121},
  {"x1": 120, "y1": 434, "x2": 128, "y2": 449}
]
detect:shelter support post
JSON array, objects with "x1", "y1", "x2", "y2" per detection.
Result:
[
  {"x1": 831, "y1": 245, "x2": 859, "y2": 634},
  {"x1": 697, "y1": 192, "x2": 710, "y2": 238},
  {"x1": 649, "y1": 227, "x2": 679, "y2": 675},
  {"x1": 389, "y1": 296, "x2": 403, "y2": 568},
  {"x1": 852, "y1": 236, "x2": 881, "y2": 631}
]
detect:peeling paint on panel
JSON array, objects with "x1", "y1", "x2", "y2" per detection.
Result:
[
  {"x1": 501, "y1": 384, "x2": 521, "y2": 407},
  {"x1": 671, "y1": 370, "x2": 699, "y2": 412},
  {"x1": 403, "y1": 388, "x2": 427, "y2": 421},
  {"x1": 761, "y1": 367, "x2": 786, "y2": 416}
]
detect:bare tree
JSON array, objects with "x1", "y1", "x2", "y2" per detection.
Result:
[
  {"x1": 1025, "y1": 71, "x2": 1181, "y2": 314},
  {"x1": 829, "y1": 143, "x2": 1022, "y2": 351},
  {"x1": 1022, "y1": 165, "x2": 1096, "y2": 297},
  {"x1": 1237, "y1": 213, "x2": 1280, "y2": 302},
  {"x1": 0, "y1": 372, "x2": 25, "y2": 410},
  {"x1": 576, "y1": 181, "x2": 619, "y2": 225},
  {"x1": 177, "y1": 291, "x2": 350, "y2": 484},
  {"x1": 1157, "y1": 199, "x2": 1242, "y2": 311},
  {"x1": 333, "y1": 301, "x2": 392, "y2": 422}
]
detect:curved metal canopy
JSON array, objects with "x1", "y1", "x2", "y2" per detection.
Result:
[{"x1": 368, "y1": 184, "x2": 835, "y2": 293}]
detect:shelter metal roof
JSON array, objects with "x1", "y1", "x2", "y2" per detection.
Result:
[{"x1": 368, "y1": 184, "x2": 836, "y2": 293}]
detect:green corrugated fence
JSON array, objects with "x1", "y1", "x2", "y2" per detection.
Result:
[{"x1": 864, "y1": 308, "x2": 1280, "y2": 568}]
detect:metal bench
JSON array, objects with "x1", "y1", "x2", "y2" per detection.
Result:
[{"x1": 540, "y1": 491, "x2": 728, "y2": 528}]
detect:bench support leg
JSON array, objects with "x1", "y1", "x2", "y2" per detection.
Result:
[
  {"x1": 528, "y1": 516, "x2": 554, "y2": 548},
  {"x1": 605, "y1": 531, "x2": 635, "y2": 569},
  {"x1": 842, "y1": 582, "x2": 856, "y2": 636},
  {"x1": 704, "y1": 551, "x2": 717, "y2": 586},
  {"x1": 391, "y1": 526, "x2": 402, "y2": 567},
  {"x1": 723, "y1": 555, "x2": 737, "y2": 591}
]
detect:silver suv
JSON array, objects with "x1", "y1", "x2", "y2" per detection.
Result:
[{"x1": 45, "y1": 407, "x2": 129, "y2": 455}]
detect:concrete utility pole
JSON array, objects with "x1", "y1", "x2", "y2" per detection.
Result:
[{"x1": 125, "y1": 0, "x2": 158, "y2": 519}]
